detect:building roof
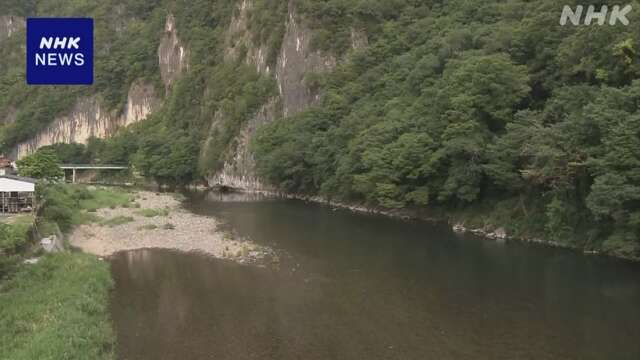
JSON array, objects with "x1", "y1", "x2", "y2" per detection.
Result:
[{"x1": 0, "y1": 175, "x2": 37, "y2": 184}]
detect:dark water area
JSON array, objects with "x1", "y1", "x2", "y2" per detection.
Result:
[{"x1": 110, "y1": 192, "x2": 640, "y2": 360}]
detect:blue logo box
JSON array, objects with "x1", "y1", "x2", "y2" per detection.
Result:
[{"x1": 26, "y1": 18, "x2": 93, "y2": 85}]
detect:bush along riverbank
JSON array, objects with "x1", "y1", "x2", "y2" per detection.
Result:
[
  {"x1": 0, "y1": 184, "x2": 121, "y2": 360},
  {"x1": 0, "y1": 214, "x2": 35, "y2": 280},
  {"x1": 255, "y1": 190, "x2": 639, "y2": 262}
]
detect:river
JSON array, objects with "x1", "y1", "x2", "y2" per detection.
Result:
[{"x1": 109, "y1": 191, "x2": 640, "y2": 359}]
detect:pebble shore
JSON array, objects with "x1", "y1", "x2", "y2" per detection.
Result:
[{"x1": 69, "y1": 191, "x2": 269, "y2": 263}]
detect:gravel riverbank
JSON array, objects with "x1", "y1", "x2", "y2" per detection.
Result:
[{"x1": 69, "y1": 191, "x2": 269, "y2": 263}]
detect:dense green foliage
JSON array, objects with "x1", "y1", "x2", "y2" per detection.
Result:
[
  {"x1": 254, "y1": 0, "x2": 640, "y2": 257},
  {"x1": 0, "y1": 216, "x2": 31, "y2": 255},
  {"x1": 38, "y1": 184, "x2": 134, "y2": 232},
  {"x1": 128, "y1": 63, "x2": 275, "y2": 186},
  {"x1": 16, "y1": 149, "x2": 64, "y2": 180},
  {"x1": 0, "y1": 253, "x2": 114, "y2": 360},
  {"x1": 0, "y1": 0, "x2": 165, "y2": 151},
  {"x1": 37, "y1": 143, "x2": 94, "y2": 164},
  {"x1": 0, "y1": 215, "x2": 33, "y2": 278},
  {"x1": 1, "y1": 0, "x2": 277, "y2": 186}
]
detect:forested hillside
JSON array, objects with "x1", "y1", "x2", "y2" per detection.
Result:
[
  {"x1": 1, "y1": 0, "x2": 640, "y2": 258},
  {"x1": 251, "y1": 0, "x2": 640, "y2": 258}
]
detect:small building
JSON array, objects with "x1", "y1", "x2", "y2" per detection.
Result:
[
  {"x1": 0, "y1": 156, "x2": 15, "y2": 176},
  {"x1": 0, "y1": 175, "x2": 36, "y2": 214}
]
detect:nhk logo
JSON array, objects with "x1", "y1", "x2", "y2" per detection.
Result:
[
  {"x1": 26, "y1": 18, "x2": 93, "y2": 85},
  {"x1": 560, "y1": 4, "x2": 633, "y2": 26}
]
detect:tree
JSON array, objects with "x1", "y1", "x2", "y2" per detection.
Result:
[{"x1": 16, "y1": 150, "x2": 64, "y2": 181}]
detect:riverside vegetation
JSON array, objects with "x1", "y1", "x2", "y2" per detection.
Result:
[
  {"x1": 1, "y1": 146, "x2": 269, "y2": 358},
  {"x1": 0, "y1": 183, "x2": 138, "y2": 360},
  {"x1": 1, "y1": 0, "x2": 639, "y2": 259}
]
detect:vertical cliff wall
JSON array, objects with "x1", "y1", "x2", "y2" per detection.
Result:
[
  {"x1": 207, "y1": 0, "x2": 342, "y2": 190},
  {"x1": 159, "y1": 13, "x2": 188, "y2": 89},
  {"x1": 0, "y1": 16, "x2": 24, "y2": 42},
  {"x1": 13, "y1": 80, "x2": 159, "y2": 159},
  {"x1": 10, "y1": 13, "x2": 187, "y2": 159}
]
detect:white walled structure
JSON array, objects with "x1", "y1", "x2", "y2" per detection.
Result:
[{"x1": 0, "y1": 175, "x2": 36, "y2": 213}]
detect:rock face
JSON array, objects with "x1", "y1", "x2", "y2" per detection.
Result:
[
  {"x1": 207, "y1": 0, "x2": 342, "y2": 190},
  {"x1": 0, "y1": 16, "x2": 24, "y2": 42},
  {"x1": 10, "y1": 12, "x2": 182, "y2": 159},
  {"x1": 124, "y1": 80, "x2": 160, "y2": 126},
  {"x1": 14, "y1": 81, "x2": 159, "y2": 159},
  {"x1": 223, "y1": 0, "x2": 272, "y2": 75},
  {"x1": 207, "y1": 98, "x2": 280, "y2": 189},
  {"x1": 5, "y1": 3, "x2": 358, "y2": 190},
  {"x1": 274, "y1": 2, "x2": 337, "y2": 117},
  {"x1": 158, "y1": 13, "x2": 188, "y2": 88}
]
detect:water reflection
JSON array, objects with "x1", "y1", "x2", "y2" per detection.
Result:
[
  {"x1": 204, "y1": 190, "x2": 274, "y2": 203},
  {"x1": 110, "y1": 194, "x2": 640, "y2": 360}
]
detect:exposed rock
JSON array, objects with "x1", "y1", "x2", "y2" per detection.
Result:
[
  {"x1": 14, "y1": 96, "x2": 118, "y2": 159},
  {"x1": 41, "y1": 234, "x2": 64, "y2": 253},
  {"x1": 450, "y1": 223, "x2": 509, "y2": 243},
  {"x1": 13, "y1": 80, "x2": 159, "y2": 159},
  {"x1": 158, "y1": 13, "x2": 188, "y2": 88},
  {"x1": 207, "y1": 0, "x2": 338, "y2": 190},
  {"x1": 350, "y1": 28, "x2": 368, "y2": 50},
  {"x1": 0, "y1": 15, "x2": 24, "y2": 42},
  {"x1": 275, "y1": 1, "x2": 337, "y2": 117},
  {"x1": 123, "y1": 80, "x2": 160, "y2": 126},
  {"x1": 452, "y1": 223, "x2": 466, "y2": 233},
  {"x1": 24, "y1": 258, "x2": 40, "y2": 265},
  {"x1": 207, "y1": 98, "x2": 279, "y2": 190},
  {"x1": 494, "y1": 227, "x2": 507, "y2": 239},
  {"x1": 112, "y1": 5, "x2": 129, "y2": 34},
  {"x1": 224, "y1": 0, "x2": 272, "y2": 74}
]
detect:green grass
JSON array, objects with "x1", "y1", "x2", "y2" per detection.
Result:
[
  {"x1": 40, "y1": 184, "x2": 135, "y2": 232},
  {"x1": 0, "y1": 217, "x2": 33, "y2": 254},
  {"x1": 100, "y1": 216, "x2": 134, "y2": 227},
  {"x1": 77, "y1": 187, "x2": 134, "y2": 211},
  {"x1": 4, "y1": 214, "x2": 35, "y2": 227},
  {"x1": 0, "y1": 253, "x2": 114, "y2": 360},
  {"x1": 135, "y1": 208, "x2": 169, "y2": 217}
]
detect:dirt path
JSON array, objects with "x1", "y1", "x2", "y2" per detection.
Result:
[{"x1": 69, "y1": 191, "x2": 269, "y2": 262}]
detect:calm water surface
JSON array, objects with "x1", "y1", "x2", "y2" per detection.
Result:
[{"x1": 110, "y1": 192, "x2": 640, "y2": 360}]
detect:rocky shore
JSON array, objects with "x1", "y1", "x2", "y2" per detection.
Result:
[
  {"x1": 69, "y1": 191, "x2": 271, "y2": 263},
  {"x1": 229, "y1": 189, "x2": 624, "y2": 260}
]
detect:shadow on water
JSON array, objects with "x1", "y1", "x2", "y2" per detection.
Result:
[{"x1": 109, "y1": 191, "x2": 640, "y2": 360}]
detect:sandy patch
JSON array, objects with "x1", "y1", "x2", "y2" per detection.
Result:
[{"x1": 69, "y1": 191, "x2": 269, "y2": 263}]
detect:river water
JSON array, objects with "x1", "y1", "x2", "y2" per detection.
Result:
[{"x1": 110, "y1": 192, "x2": 640, "y2": 360}]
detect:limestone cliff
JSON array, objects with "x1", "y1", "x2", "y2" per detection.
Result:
[
  {"x1": 158, "y1": 13, "x2": 188, "y2": 89},
  {"x1": 4, "y1": 3, "x2": 359, "y2": 190},
  {"x1": 13, "y1": 80, "x2": 159, "y2": 159},
  {"x1": 10, "y1": 13, "x2": 186, "y2": 159},
  {"x1": 0, "y1": 15, "x2": 24, "y2": 42},
  {"x1": 207, "y1": 0, "x2": 349, "y2": 190},
  {"x1": 207, "y1": 98, "x2": 280, "y2": 190}
]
